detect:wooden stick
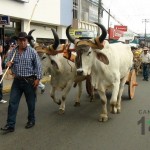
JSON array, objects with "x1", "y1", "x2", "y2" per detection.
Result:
[{"x1": 25, "y1": 0, "x2": 40, "y2": 31}]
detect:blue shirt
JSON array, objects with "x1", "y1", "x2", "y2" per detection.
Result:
[{"x1": 7, "y1": 46, "x2": 42, "y2": 80}]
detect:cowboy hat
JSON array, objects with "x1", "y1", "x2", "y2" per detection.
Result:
[{"x1": 12, "y1": 32, "x2": 32, "y2": 41}]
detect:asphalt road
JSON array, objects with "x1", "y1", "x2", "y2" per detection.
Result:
[{"x1": 0, "y1": 74, "x2": 150, "y2": 150}]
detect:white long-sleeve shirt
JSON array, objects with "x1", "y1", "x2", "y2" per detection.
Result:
[{"x1": 141, "y1": 52, "x2": 150, "y2": 63}]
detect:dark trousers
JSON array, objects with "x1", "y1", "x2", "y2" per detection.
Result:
[
  {"x1": 7, "y1": 78, "x2": 37, "y2": 128},
  {"x1": 142, "y1": 63, "x2": 149, "y2": 80}
]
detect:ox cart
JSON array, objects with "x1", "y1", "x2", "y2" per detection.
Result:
[
  {"x1": 37, "y1": 41, "x2": 138, "y2": 100},
  {"x1": 36, "y1": 32, "x2": 138, "y2": 101}
]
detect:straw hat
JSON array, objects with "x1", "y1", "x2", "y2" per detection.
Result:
[{"x1": 143, "y1": 47, "x2": 149, "y2": 51}]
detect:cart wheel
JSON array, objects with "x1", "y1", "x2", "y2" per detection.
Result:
[
  {"x1": 128, "y1": 69, "x2": 138, "y2": 99},
  {"x1": 86, "y1": 75, "x2": 92, "y2": 96}
]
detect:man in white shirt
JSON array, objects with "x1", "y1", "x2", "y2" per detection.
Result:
[{"x1": 141, "y1": 47, "x2": 150, "y2": 81}]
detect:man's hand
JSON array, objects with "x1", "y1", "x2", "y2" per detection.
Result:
[
  {"x1": 33, "y1": 79, "x2": 40, "y2": 88},
  {"x1": 6, "y1": 61, "x2": 14, "y2": 67}
]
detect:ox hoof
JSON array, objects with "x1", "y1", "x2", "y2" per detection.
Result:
[
  {"x1": 74, "y1": 102, "x2": 80, "y2": 107},
  {"x1": 99, "y1": 114, "x2": 108, "y2": 122},
  {"x1": 58, "y1": 109, "x2": 65, "y2": 115}
]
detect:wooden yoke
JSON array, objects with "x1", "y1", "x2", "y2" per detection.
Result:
[
  {"x1": 63, "y1": 44, "x2": 76, "y2": 62},
  {"x1": 94, "y1": 37, "x2": 105, "y2": 50},
  {"x1": 36, "y1": 44, "x2": 65, "y2": 55},
  {"x1": 35, "y1": 43, "x2": 76, "y2": 62},
  {"x1": 75, "y1": 38, "x2": 105, "y2": 50}
]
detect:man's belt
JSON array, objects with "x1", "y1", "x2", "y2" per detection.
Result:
[{"x1": 15, "y1": 75, "x2": 36, "y2": 80}]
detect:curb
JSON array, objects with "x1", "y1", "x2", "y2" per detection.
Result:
[{"x1": 3, "y1": 76, "x2": 51, "y2": 94}]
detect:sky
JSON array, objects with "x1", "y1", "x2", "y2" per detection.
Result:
[{"x1": 103, "y1": 0, "x2": 150, "y2": 35}]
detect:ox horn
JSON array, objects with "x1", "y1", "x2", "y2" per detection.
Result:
[
  {"x1": 66, "y1": 25, "x2": 75, "y2": 43},
  {"x1": 51, "y1": 28, "x2": 60, "y2": 50},
  {"x1": 28, "y1": 29, "x2": 35, "y2": 36},
  {"x1": 28, "y1": 29, "x2": 36, "y2": 48},
  {"x1": 94, "y1": 22, "x2": 107, "y2": 43}
]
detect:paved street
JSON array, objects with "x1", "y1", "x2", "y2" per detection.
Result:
[{"x1": 0, "y1": 74, "x2": 150, "y2": 150}]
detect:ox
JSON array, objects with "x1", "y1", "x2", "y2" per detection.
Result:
[
  {"x1": 35, "y1": 29, "x2": 87, "y2": 114},
  {"x1": 66, "y1": 23, "x2": 133, "y2": 122}
]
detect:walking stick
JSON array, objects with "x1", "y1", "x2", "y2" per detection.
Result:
[{"x1": 0, "y1": 50, "x2": 17, "y2": 84}]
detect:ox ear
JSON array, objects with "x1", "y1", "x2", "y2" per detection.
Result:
[{"x1": 96, "y1": 52, "x2": 109, "y2": 65}]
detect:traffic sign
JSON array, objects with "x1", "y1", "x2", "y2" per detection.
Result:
[{"x1": 0, "y1": 16, "x2": 10, "y2": 25}]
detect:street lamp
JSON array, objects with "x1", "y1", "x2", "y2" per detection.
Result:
[{"x1": 142, "y1": 19, "x2": 149, "y2": 46}]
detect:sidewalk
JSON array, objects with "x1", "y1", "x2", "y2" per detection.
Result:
[{"x1": 2, "y1": 74, "x2": 51, "y2": 94}]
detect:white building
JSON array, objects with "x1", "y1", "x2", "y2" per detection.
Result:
[
  {"x1": 0, "y1": 0, "x2": 73, "y2": 43},
  {"x1": 0, "y1": 0, "x2": 125, "y2": 44}
]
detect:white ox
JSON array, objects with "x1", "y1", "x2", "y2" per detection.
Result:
[
  {"x1": 66, "y1": 23, "x2": 133, "y2": 122},
  {"x1": 36, "y1": 29, "x2": 87, "y2": 114}
]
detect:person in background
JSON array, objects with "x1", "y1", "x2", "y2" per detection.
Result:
[
  {"x1": 141, "y1": 47, "x2": 150, "y2": 81},
  {"x1": 0, "y1": 42, "x2": 7, "y2": 103},
  {"x1": 38, "y1": 81, "x2": 45, "y2": 94},
  {"x1": 5, "y1": 40, "x2": 17, "y2": 80},
  {"x1": 1, "y1": 32, "x2": 42, "y2": 134}
]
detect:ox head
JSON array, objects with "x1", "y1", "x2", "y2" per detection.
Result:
[
  {"x1": 66, "y1": 23, "x2": 109, "y2": 76},
  {"x1": 36, "y1": 28, "x2": 60, "y2": 75}
]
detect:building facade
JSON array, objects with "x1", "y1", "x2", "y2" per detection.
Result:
[
  {"x1": 0, "y1": 0, "x2": 73, "y2": 44},
  {"x1": 1, "y1": 0, "x2": 129, "y2": 45}
]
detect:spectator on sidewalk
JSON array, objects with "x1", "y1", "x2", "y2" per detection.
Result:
[
  {"x1": 0, "y1": 42, "x2": 7, "y2": 104},
  {"x1": 5, "y1": 40, "x2": 17, "y2": 80},
  {"x1": 1, "y1": 32, "x2": 42, "y2": 134},
  {"x1": 141, "y1": 47, "x2": 150, "y2": 81}
]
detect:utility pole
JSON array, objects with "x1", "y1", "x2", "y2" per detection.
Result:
[
  {"x1": 98, "y1": 0, "x2": 102, "y2": 35},
  {"x1": 78, "y1": 0, "x2": 81, "y2": 21},
  {"x1": 108, "y1": 9, "x2": 110, "y2": 31},
  {"x1": 142, "y1": 19, "x2": 149, "y2": 46}
]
